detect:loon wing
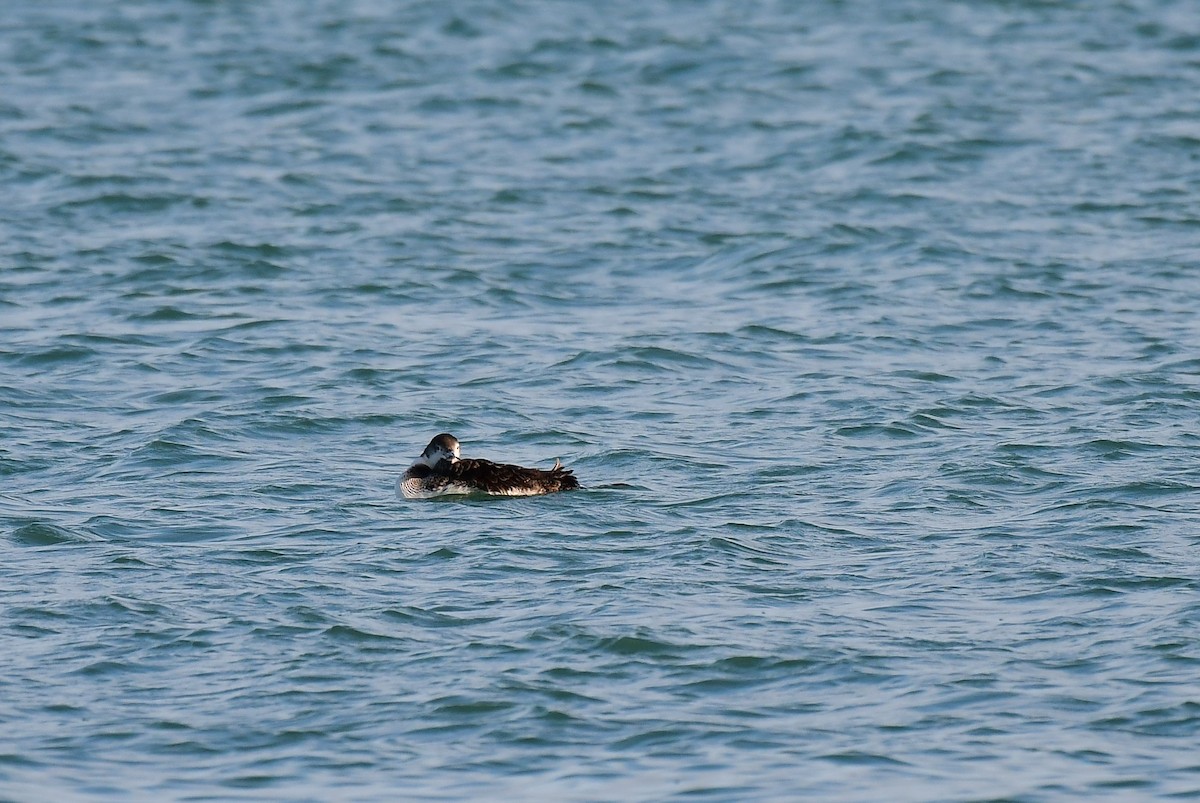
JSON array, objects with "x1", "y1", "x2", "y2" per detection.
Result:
[{"x1": 447, "y1": 458, "x2": 579, "y2": 494}]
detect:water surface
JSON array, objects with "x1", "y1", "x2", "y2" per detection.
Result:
[{"x1": 3, "y1": 0, "x2": 1200, "y2": 799}]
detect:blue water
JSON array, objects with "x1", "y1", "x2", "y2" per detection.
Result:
[{"x1": 4, "y1": 1, "x2": 1200, "y2": 799}]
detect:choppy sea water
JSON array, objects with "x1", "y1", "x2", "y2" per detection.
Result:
[{"x1": 3, "y1": 0, "x2": 1200, "y2": 799}]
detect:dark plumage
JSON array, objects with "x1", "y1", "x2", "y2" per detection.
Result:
[
  {"x1": 398, "y1": 433, "x2": 579, "y2": 498},
  {"x1": 442, "y1": 457, "x2": 579, "y2": 495}
]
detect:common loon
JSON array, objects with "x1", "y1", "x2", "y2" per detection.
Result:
[{"x1": 397, "y1": 433, "x2": 579, "y2": 499}]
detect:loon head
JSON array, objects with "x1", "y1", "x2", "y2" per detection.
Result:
[{"x1": 416, "y1": 433, "x2": 461, "y2": 469}]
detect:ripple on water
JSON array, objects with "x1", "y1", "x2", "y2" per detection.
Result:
[{"x1": 11, "y1": 521, "x2": 100, "y2": 546}]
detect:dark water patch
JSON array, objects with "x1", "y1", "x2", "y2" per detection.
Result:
[
  {"x1": 73, "y1": 659, "x2": 143, "y2": 678},
  {"x1": 80, "y1": 515, "x2": 141, "y2": 541},
  {"x1": 121, "y1": 437, "x2": 243, "y2": 471},
  {"x1": 12, "y1": 521, "x2": 100, "y2": 546},
  {"x1": 430, "y1": 697, "x2": 518, "y2": 717},
  {"x1": 833, "y1": 422, "x2": 924, "y2": 440},
  {"x1": 552, "y1": 345, "x2": 732, "y2": 374},
  {"x1": 598, "y1": 634, "x2": 688, "y2": 659},
  {"x1": 144, "y1": 522, "x2": 247, "y2": 544},
  {"x1": 131, "y1": 251, "x2": 178, "y2": 267},
  {"x1": 1080, "y1": 439, "x2": 1167, "y2": 459},
  {"x1": 147, "y1": 388, "x2": 228, "y2": 405},
  {"x1": 890, "y1": 370, "x2": 958, "y2": 383},
  {"x1": 1092, "y1": 701, "x2": 1200, "y2": 738},
  {"x1": 246, "y1": 98, "x2": 327, "y2": 118},
  {"x1": 248, "y1": 411, "x2": 361, "y2": 437},
  {"x1": 323, "y1": 624, "x2": 404, "y2": 644},
  {"x1": 54, "y1": 192, "x2": 193, "y2": 214},
  {"x1": 1076, "y1": 575, "x2": 1195, "y2": 594},
  {"x1": 381, "y1": 606, "x2": 497, "y2": 629},
  {"x1": 704, "y1": 536, "x2": 788, "y2": 567},
  {"x1": 907, "y1": 412, "x2": 964, "y2": 432},
  {"x1": 1101, "y1": 480, "x2": 1198, "y2": 499},
  {"x1": 129, "y1": 306, "x2": 208, "y2": 323},
  {"x1": 819, "y1": 751, "x2": 910, "y2": 768},
  {"x1": 658, "y1": 491, "x2": 760, "y2": 511},
  {"x1": 109, "y1": 554, "x2": 156, "y2": 569},
  {"x1": 208, "y1": 241, "x2": 291, "y2": 260},
  {"x1": 15, "y1": 345, "x2": 98, "y2": 366},
  {"x1": 1, "y1": 451, "x2": 55, "y2": 482}
]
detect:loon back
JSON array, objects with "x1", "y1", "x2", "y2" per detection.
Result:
[
  {"x1": 398, "y1": 437, "x2": 580, "y2": 499},
  {"x1": 444, "y1": 458, "x2": 579, "y2": 496},
  {"x1": 396, "y1": 453, "x2": 578, "y2": 496}
]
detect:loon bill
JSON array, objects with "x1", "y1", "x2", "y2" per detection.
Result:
[{"x1": 398, "y1": 433, "x2": 580, "y2": 499}]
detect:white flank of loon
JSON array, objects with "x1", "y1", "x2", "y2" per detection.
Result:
[{"x1": 397, "y1": 433, "x2": 580, "y2": 499}]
